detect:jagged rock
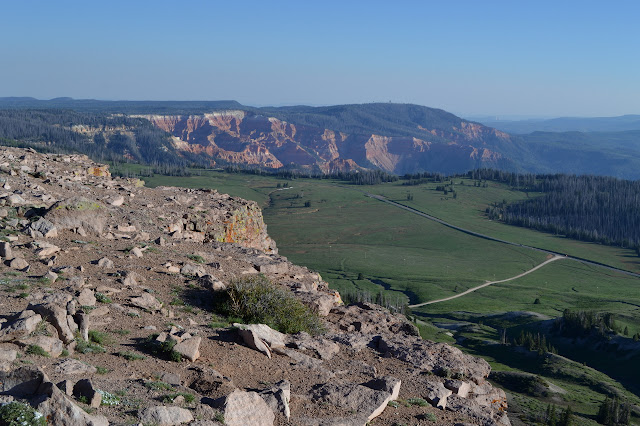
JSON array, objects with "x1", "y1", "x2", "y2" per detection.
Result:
[
  {"x1": 329, "y1": 302, "x2": 418, "y2": 335},
  {"x1": 54, "y1": 359, "x2": 98, "y2": 376},
  {"x1": 181, "y1": 263, "x2": 206, "y2": 277},
  {"x1": 29, "y1": 297, "x2": 76, "y2": 344},
  {"x1": 130, "y1": 292, "x2": 163, "y2": 311},
  {"x1": 200, "y1": 274, "x2": 226, "y2": 291},
  {"x1": 377, "y1": 335, "x2": 491, "y2": 383},
  {"x1": 0, "y1": 241, "x2": 12, "y2": 258},
  {"x1": 96, "y1": 257, "x2": 114, "y2": 268},
  {"x1": 445, "y1": 379, "x2": 471, "y2": 398},
  {"x1": 45, "y1": 197, "x2": 106, "y2": 235},
  {"x1": 77, "y1": 288, "x2": 96, "y2": 306},
  {"x1": 43, "y1": 270, "x2": 59, "y2": 283},
  {"x1": 447, "y1": 395, "x2": 511, "y2": 426},
  {"x1": 219, "y1": 390, "x2": 275, "y2": 426},
  {"x1": 130, "y1": 246, "x2": 143, "y2": 258},
  {"x1": 329, "y1": 333, "x2": 376, "y2": 352},
  {"x1": 362, "y1": 376, "x2": 401, "y2": 400},
  {"x1": 311, "y1": 381, "x2": 394, "y2": 422},
  {"x1": 6, "y1": 194, "x2": 25, "y2": 205},
  {"x1": 259, "y1": 380, "x2": 291, "y2": 419},
  {"x1": 295, "y1": 290, "x2": 341, "y2": 316},
  {"x1": 157, "y1": 372, "x2": 182, "y2": 386},
  {"x1": 0, "y1": 313, "x2": 43, "y2": 342},
  {"x1": 173, "y1": 336, "x2": 201, "y2": 361},
  {"x1": 253, "y1": 260, "x2": 289, "y2": 274},
  {"x1": 423, "y1": 378, "x2": 453, "y2": 409},
  {"x1": 0, "y1": 348, "x2": 17, "y2": 362},
  {"x1": 35, "y1": 242, "x2": 60, "y2": 257},
  {"x1": 8, "y1": 257, "x2": 29, "y2": 271},
  {"x1": 30, "y1": 218, "x2": 58, "y2": 238},
  {"x1": 109, "y1": 196, "x2": 124, "y2": 206},
  {"x1": 73, "y1": 378, "x2": 101, "y2": 408},
  {"x1": 117, "y1": 224, "x2": 136, "y2": 232},
  {"x1": 36, "y1": 380, "x2": 109, "y2": 426},
  {"x1": 234, "y1": 323, "x2": 287, "y2": 358},
  {"x1": 121, "y1": 270, "x2": 143, "y2": 287},
  {"x1": 290, "y1": 332, "x2": 340, "y2": 360},
  {"x1": 139, "y1": 406, "x2": 194, "y2": 425},
  {"x1": 18, "y1": 335, "x2": 64, "y2": 357},
  {"x1": 469, "y1": 381, "x2": 508, "y2": 412},
  {"x1": 0, "y1": 366, "x2": 47, "y2": 397},
  {"x1": 57, "y1": 379, "x2": 74, "y2": 396},
  {"x1": 75, "y1": 312, "x2": 89, "y2": 341},
  {"x1": 67, "y1": 276, "x2": 86, "y2": 291}
]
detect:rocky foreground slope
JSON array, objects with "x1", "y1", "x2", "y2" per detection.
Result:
[{"x1": 0, "y1": 147, "x2": 509, "y2": 425}]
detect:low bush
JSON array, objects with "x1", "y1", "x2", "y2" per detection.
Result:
[
  {"x1": 218, "y1": 275, "x2": 325, "y2": 335},
  {"x1": 25, "y1": 345, "x2": 49, "y2": 357},
  {"x1": 0, "y1": 402, "x2": 46, "y2": 426}
]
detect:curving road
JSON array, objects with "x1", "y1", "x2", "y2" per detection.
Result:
[{"x1": 408, "y1": 255, "x2": 564, "y2": 307}]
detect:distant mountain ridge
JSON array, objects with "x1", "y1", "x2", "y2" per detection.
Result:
[
  {"x1": 481, "y1": 115, "x2": 640, "y2": 134},
  {"x1": 1, "y1": 98, "x2": 640, "y2": 178}
]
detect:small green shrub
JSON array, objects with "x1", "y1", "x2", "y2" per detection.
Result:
[
  {"x1": 76, "y1": 339, "x2": 106, "y2": 354},
  {"x1": 113, "y1": 329, "x2": 131, "y2": 335},
  {"x1": 219, "y1": 275, "x2": 325, "y2": 335},
  {"x1": 143, "y1": 334, "x2": 182, "y2": 362},
  {"x1": 95, "y1": 292, "x2": 112, "y2": 303},
  {"x1": 97, "y1": 390, "x2": 121, "y2": 406},
  {"x1": 407, "y1": 398, "x2": 429, "y2": 407},
  {"x1": 144, "y1": 381, "x2": 174, "y2": 391},
  {"x1": 419, "y1": 412, "x2": 437, "y2": 422},
  {"x1": 187, "y1": 254, "x2": 205, "y2": 264},
  {"x1": 26, "y1": 345, "x2": 49, "y2": 357},
  {"x1": 162, "y1": 392, "x2": 195, "y2": 404},
  {"x1": 96, "y1": 366, "x2": 109, "y2": 374},
  {"x1": 0, "y1": 401, "x2": 46, "y2": 426},
  {"x1": 88, "y1": 330, "x2": 112, "y2": 345},
  {"x1": 116, "y1": 351, "x2": 146, "y2": 361},
  {"x1": 169, "y1": 297, "x2": 185, "y2": 306}
]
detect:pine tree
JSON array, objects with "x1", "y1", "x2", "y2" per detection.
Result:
[
  {"x1": 559, "y1": 405, "x2": 573, "y2": 426},
  {"x1": 545, "y1": 403, "x2": 558, "y2": 425}
]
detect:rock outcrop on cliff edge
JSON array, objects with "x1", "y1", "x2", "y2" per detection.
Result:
[{"x1": 0, "y1": 147, "x2": 509, "y2": 425}]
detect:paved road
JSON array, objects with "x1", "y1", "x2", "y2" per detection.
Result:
[
  {"x1": 365, "y1": 192, "x2": 640, "y2": 280},
  {"x1": 408, "y1": 255, "x2": 564, "y2": 307}
]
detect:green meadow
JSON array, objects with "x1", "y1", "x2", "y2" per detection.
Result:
[{"x1": 138, "y1": 168, "x2": 640, "y2": 423}]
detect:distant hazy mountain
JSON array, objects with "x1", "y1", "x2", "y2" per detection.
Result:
[
  {"x1": 480, "y1": 115, "x2": 640, "y2": 134},
  {"x1": 1, "y1": 98, "x2": 640, "y2": 179}
]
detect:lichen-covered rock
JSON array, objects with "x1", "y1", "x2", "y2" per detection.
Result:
[{"x1": 45, "y1": 197, "x2": 106, "y2": 235}]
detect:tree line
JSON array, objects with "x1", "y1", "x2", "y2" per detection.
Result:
[
  {"x1": 0, "y1": 109, "x2": 198, "y2": 171},
  {"x1": 484, "y1": 173, "x2": 640, "y2": 250}
]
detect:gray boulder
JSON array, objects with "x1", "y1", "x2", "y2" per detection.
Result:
[
  {"x1": 311, "y1": 381, "x2": 394, "y2": 422},
  {"x1": 139, "y1": 406, "x2": 194, "y2": 425},
  {"x1": 0, "y1": 313, "x2": 43, "y2": 342},
  {"x1": 259, "y1": 380, "x2": 291, "y2": 419},
  {"x1": 220, "y1": 390, "x2": 275, "y2": 426}
]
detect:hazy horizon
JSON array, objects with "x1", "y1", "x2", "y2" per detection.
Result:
[{"x1": 1, "y1": 0, "x2": 639, "y2": 117}]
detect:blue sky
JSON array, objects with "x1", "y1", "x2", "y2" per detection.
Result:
[{"x1": 1, "y1": 0, "x2": 638, "y2": 117}]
